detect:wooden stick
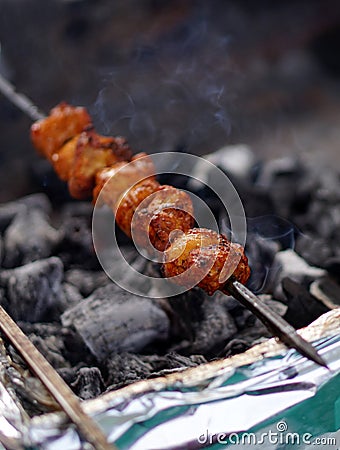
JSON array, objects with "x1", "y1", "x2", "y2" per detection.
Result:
[{"x1": 0, "y1": 305, "x2": 114, "y2": 450}]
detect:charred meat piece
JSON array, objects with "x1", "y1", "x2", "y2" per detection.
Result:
[
  {"x1": 130, "y1": 185, "x2": 195, "y2": 252},
  {"x1": 30, "y1": 105, "x2": 251, "y2": 293},
  {"x1": 52, "y1": 134, "x2": 80, "y2": 181},
  {"x1": 93, "y1": 152, "x2": 155, "y2": 207},
  {"x1": 30, "y1": 102, "x2": 91, "y2": 160},
  {"x1": 163, "y1": 228, "x2": 250, "y2": 294},
  {"x1": 68, "y1": 127, "x2": 131, "y2": 199},
  {"x1": 115, "y1": 177, "x2": 160, "y2": 238}
]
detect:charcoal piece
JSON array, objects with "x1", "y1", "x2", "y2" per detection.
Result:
[
  {"x1": 224, "y1": 296, "x2": 254, "y2": 330},
  {"x1": 105, "y1": 353, "x2": 154, "y2": 389},
  {"x1": 256, "y1": 157, "x2": 304, "y2": 217},
  {"x1": 56, "y1": 215, "x2": 100, "y2": 269},
  {"x1": 314, "y1": 170, "x2": 340, "y2": 204},
  {"x1": 105, "y1": 352, "x2": 208, "y2": 391},
  {"x1": 0, "y1": 193, "x2": 52, "y2": 232},
  {"x1": 290, "y1": 169, "x2": 319, "y2": 217},
  {"x1": 188, "y1": 144, "x2": 256, "y2": 191},
  {"x1": 324, "y1": 256, "x2": 340, "y2": 281},
  {"x1": 0, "y1": 257, "x2": 65, "y2": 322},
  {"x1": 145, "y1": 352, "x2": 207, "y2": 377},
  {"x1": 282, "y1": 277, "x2": 330, "y2": 329},
  {"x1": 256, "y1": 157, "x2": 303, "y2": 188},
  {"x1": 239, "y1": 186, "x2": 274, "y2": 218},
  {"x1": 27, "y1": 335, "x2": 67, "y2": 369},
  {"x1": 60, "y1": 201, "x2": 93, "y2": 219},
  {"x1": 168, "y1": 290, "x2": 236, "y2": 356},
  {"x1": 269, "y1": 249, "x2": 326, "y2": 300},
  {"x1": 214, "y1": 145, "x2": 256, "y2": 180},
  {"x1": 0, "y1": 202, "x2": 25, "y2": 232},
  {"x1": 0, "y1": 235, "x2": 3, "y2": 266},
  {"x1": 17, "y1": 322, "x2": 68, "y2": 369},
  {"x1": 232, "y1": 295, "x2": 288, "y2": 346},
  {"x1": 43, "y1": 282, "x2": 84, "y2": 321},
  {"x1": 310, "y1": 277, "x2": 340, "y2": 309},
  {"x1": 188, "y1": 292, "x2": 237, "y2": 356},
  {"x1": 0, "y1": 286, "x2": 5, "y2": 309},
  {"x1": 245, "y1": 236, "x2": 280, "y2": 293},
  {"x1": 61, "y1": 327, "x2": 95, "y2": 366},
  {"x1": 295, "y1": 234, "x2": 333, "y2": 268},
  {"x1": 70, "y1": 367, "x2": 104, "y2": 400},
  {"x1": 223, "y1": 339, "x2": 250, "y2": 357},
  {"x1": 236, "y1": 319, "x2": 271, "y2": 346},
  {"x1": 65, "y1": 269, "x2": 110, "y2": 297},
  {"x1": 167, "y1": 288, "x2": 207, "y2": 342},
  {"x1": 61, "y1": 284, "x2": 170, "y2": 361},
  {"x1": 62, "y1": 282, "x2": 83, "y2": 305},
  {"x1": 57, "y1": 367, "x2": 78, "y2": 386},
  {"x1": 2, "y1": 208, "x2": 59, "y2": 268},
  {"x1": 315, "y1": 205, "x2": 340, "y2": 240},
  {"x1": 24, "y1": 282, "x2": 83, "y2": 324},
  {"x1": 303, "y1": 171, "x2": 340, "y2": 239},
  {"x1": 16, "y1": 193, "x2": 52, "y2": 213}
]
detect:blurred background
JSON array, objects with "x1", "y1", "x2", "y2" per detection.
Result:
[{"x1": 0, "y1": 0, "x2": 340, "y2": 202}]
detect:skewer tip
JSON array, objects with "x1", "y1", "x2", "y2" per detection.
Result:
[{"x1": 224, "y1": 280, "x2": 329, "y2": 369}]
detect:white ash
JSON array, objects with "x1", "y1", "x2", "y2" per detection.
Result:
[
  {"x1": 225, "y1": 295, "x2": 287, "y2": 350},
  {"x1": 188, "y1": 144, "x2": 255, "y2": 190},
  {"x1": 269, "y1": 249, "x2": 326, "y2": 300},
  {"x1": 17, "y1": 322, "x2": 80, "y2": 373},
  {"x1": 258, "y1": 294, "x2": 288, "y2": 316},
  {"x1": 256, "y1": 156, "x2": 302, "y2": 188},
  {"x1": 60, "y1": 282, "x2": 83, "y2": 307},
  {"x1": 186, "y1": 292, "x2": 237, "y2": 355},
  {"x1": 281, "y1": 278, "x2": 330, "y2": 329},
  {"x1": 295, "y1": 234, "x2": 333, "y2": 268},
  {"x1": 56, "y1": 214, "x2": 99, "y2": 270},
  {"x1": 65, "y1": 269, "x2": 111, "y2": 297},
  {"x1": 2, "y1": 207, "x2": 59, "y2": 268},
  {"x1": 0, "y1": 257, "x2": 78, "y2": 322},
  {"x1": 104, "y1": 352, "x2": 207, "y2": 391},
  {"x1": 0, "y1": 193, "x2": 52, "y2": 232},
  {"x1": 70, "y1": 367, "x2": 104, "y2": 400},
  {"x1": 105, "y1": 353, "x2": 154, "y2": 389},
  {"x1": 310, "y1": 277, "x2": 340, "y2": 310}
]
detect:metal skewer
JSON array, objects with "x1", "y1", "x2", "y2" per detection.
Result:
[
  {"x1": 0, "y1": 73, "x2": 45, "y2": 121},
  {"x1": 0, "y1": 73, "x2": 328, "y2": 373},
  {"x1": 224, "y1": 280, "x2": 328, "y2": 368}
]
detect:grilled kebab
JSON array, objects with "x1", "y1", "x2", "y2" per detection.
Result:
[{"x1": 31, "y1": 102, "x2": 250, "y2": 294}]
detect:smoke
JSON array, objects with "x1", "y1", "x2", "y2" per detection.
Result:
[
  {"x1": 246, "y1": 215, "x2": 297, "y2": 293},
  {"x1": 91, "y1": 8, "x2": 237, "y2": 155},
  {"x1": 247, "y1": 215, "x2": 296, "y2": 250},
  {"x1": 92, "y1": 83, "x2": 135, "y2": 135}
]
